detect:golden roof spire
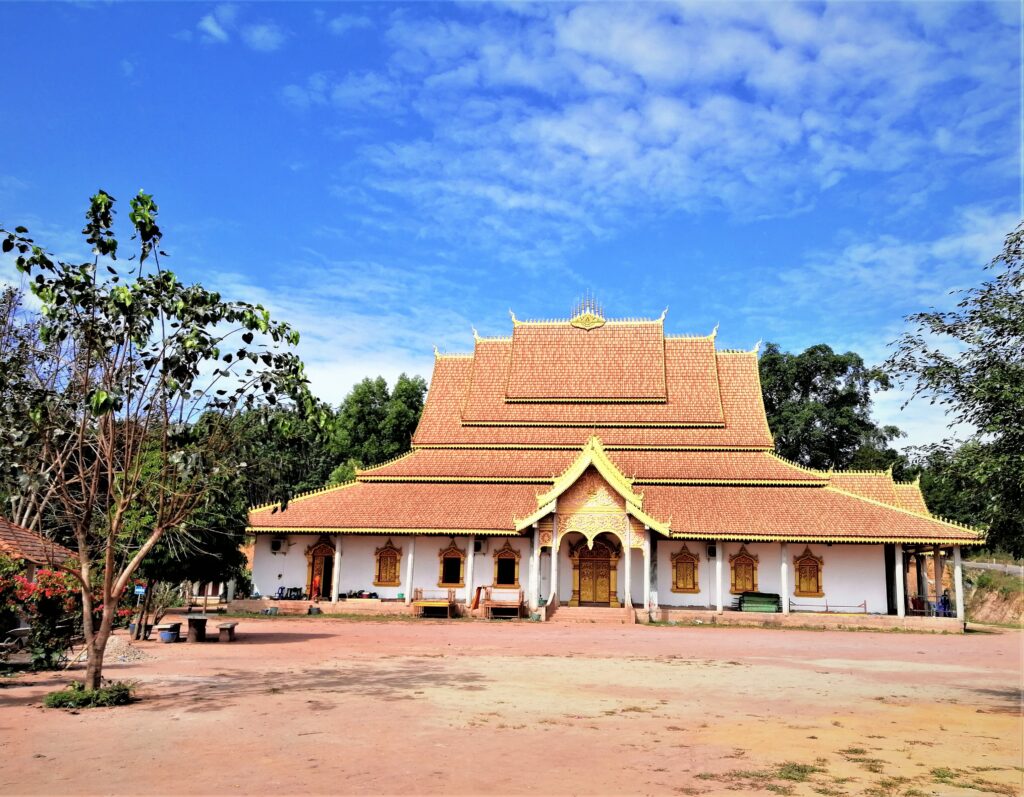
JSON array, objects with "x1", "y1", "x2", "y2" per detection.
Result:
[{"x1": 570, "y1": 291, "x2": 606, "y2": 330}]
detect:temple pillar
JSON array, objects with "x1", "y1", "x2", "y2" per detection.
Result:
[
  {"x1": 548, "y1": 520, "x2": 559, "y2": 608},
  {"x1": 642, "y1": 530, "x2": 651, "y2": 612},
  {"x1": 331, "y1": 536, "x2": 342, "y2": 602},
  {"x1": 894, "y1": 545, "x2": 906, "y2": 618},
  {"x1": 953, "y1": 546, "x2": 965, "y2": 622},
  {"x1": 530, "y1": 525, "x2": 540, "y2": 611},
  {"x1": 915, "y1": 552, "x2": 927, "y2": 600},
  {"x1": 715, "y1": 545, "x2": 724, "y2": 613},
  {"x1": 623, "y1": 530, "x2": 633, "y2": 610},
  {"x1": 465, "y1": 535, "x2": 476, "y2": 608},
  {"x1": 780, "y1": 542, "x2": 790, "y2": 615},
  {"x1": 932, "y1": 545, "x2": 943, "y2": 612},
  {"x1": 404, "y1": 536, "x2": 416, "y2": 606}
]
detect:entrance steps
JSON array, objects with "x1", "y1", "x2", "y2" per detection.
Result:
[{"x1": 546, "y1": 605, "x2": 634, "y2": 625}]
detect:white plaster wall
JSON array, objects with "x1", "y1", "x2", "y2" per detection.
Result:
[
  {"x1": 557, "y1": 541, "x2": 575, "y2": 600},
  {"x1": 251, "y1": 533, "x2": 321, "y2": 598},
  {"x1": 539, "y1": 551, "x2": 551, "y2": 601},
  {"x1": 788, "y1": 543, "x2": 888, "y2": 614},
  {"x1": 652, "y1": 540, "x2": 889, "y2": 614},
  {"x1": 627, "y1": 548, "x2": 645, "y2": 606},
  {"x1": 334, "y1": 535, "x2": 405, "y2": 599}
]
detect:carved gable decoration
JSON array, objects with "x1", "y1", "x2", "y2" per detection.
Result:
[
  {"x1": 560, "y1": 469, "x2": 628, "y2": 549},
  {"x1": 560, "y1": 469, "x2": 626, "y2": 515}
]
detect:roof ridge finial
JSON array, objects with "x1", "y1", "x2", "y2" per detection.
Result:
[
  {"x1": 710, "y1": 322, "x2": 719, "y2": 340},
  {"x1": 658, "y1": 306, "x2": 668, "y2": 322},
  {"x1": 752, "y1": 338, "x2": 762, "y2": 355},
  {"x1": 472, "y1": 326, "x2": 480, "y2": 342},
  {"x1": 570, "y1": 291, "x2": 606, "y2": 330},
  {"x1": 433, "y1": 345, "x2": 440, "y2": 357},
  {"x1": 509, "y1": 309, "x2": 520, "y2": 326}
]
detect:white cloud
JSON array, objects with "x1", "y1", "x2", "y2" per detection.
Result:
[
  {"x1": 328, "y1": 14, "x2": 372, "y2": 36},
  {"x1": 197, "y1": 7, "x2": 232, "y2": 44},
  {"x1": 242, "y1": 23, "x2": 286, "y2": 52},
  {"x1": 281, "y1": 3, "x2": 1017, "y2": 266}
]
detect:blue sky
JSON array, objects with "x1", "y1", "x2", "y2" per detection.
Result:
[{"x1": 0, "y1": 1, "x2": 1019, "y2": 448}]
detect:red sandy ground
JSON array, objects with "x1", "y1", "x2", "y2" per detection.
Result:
[{"x1": 0, "y1": 618, "x2": 1021, "y2": 796}]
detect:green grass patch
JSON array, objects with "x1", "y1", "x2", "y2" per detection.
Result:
[
  {"x1": 44, "y1": 681, "x2": 134, "y2": 709},
  {"x1": 777, "y1": 762, "x2": 823, "y2": 782}
]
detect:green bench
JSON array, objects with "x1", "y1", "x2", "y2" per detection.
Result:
[{"x1": 737, "y1": 592, "x2": 782, "y2": 613}]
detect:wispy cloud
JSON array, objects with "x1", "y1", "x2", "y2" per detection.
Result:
[
  {"x1": 241, "y1": 22, "x2": 287, "y2": 52},
  {"x1": 189, "y1": 4, "x2": 286, "y2": 52},
  {"x1": 327, "y1": 14, "x2": 372, "y2": 37},
  {"x1": 282, "y1": 3, "x2": 1018, "y2": 267},
  {"x1": 197, "y1": 4, "x2": 234, "y2": 44}
]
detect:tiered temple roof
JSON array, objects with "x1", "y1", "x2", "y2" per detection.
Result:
[{"x1": 248, "y1": 309, "x2": 982, "y2": 546}]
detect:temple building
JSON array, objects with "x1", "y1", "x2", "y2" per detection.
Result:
[{"x1": 246, "y1": 304, "x2": 981, "y2": 628}]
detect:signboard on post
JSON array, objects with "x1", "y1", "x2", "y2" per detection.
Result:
[{"x1": 134, "y1": 585, "x2": 146, "y2": 596}]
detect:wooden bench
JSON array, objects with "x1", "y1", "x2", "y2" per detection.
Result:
[
  {"x1": 482, "y1": 587, "x2": 524, "y2": 619},
  {"x1": 412, "y1": 589, "x2": 457, "y2": 618},
  {"x1": 217, "y1": 623, "x2": 238, "y2": 642}
]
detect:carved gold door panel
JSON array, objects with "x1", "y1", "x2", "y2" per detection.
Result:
[
  {"x1": 579, "y1": 555, "x2": 611, "y2": 605},
  {"x1": 593, "y1": 561, "x2": 611, "y2": 604},
  {"x1": 580, "y1": 559, "x2": 596, "y2": 603}
]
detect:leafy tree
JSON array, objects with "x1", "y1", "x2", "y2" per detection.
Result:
[
  {"x1": 1, "y1": 190, "x2": 311, "y2": 687},
  {"x1": 337, "y1": 373, "x2": 426, "y2": 467},
  {"x1": 887, "y1": 222, "x2": 1023, "y2": 556},
  {"x1": 0, "y1": 288, "x2": 75, "y2": 532},
  {"x1": 904, "y1": 442, "x2": 989, "y2": 528},
  {"x1": 759, "y1": 343, "x2": 903, "y2": 470}
]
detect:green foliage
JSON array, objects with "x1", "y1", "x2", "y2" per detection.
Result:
[
  {"x1": 0, "y1": 553, "x2": 22, "y2": 634},
  {"x1": 0, "y1": 190, "x2": 313, "y2": 688},
  {"x1": 44, "y1": 680, "x2": 134, "y2": 709},
  {"x1": 905, "y1": 442, "x2": 989, "y2": 527},
  {"x1": 887, "y1": 222, "x2": 1023, "y2": 556},
  {"x1": 759, "y1": 343, "x2": 903, "y2": 470},
  {"x1": 336, "y1": 374, "x2": 426, "y2": 466},
  {"x1": 9, "y1": 568, "x2": 80, "y2": 669}
]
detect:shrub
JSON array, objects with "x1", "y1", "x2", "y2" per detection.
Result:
[
  {"x1": 44, "y1": 681, "x2": 134, "y2": 709},
  {"x1": 15, "y1": 569, "x2": 80, "y2": 669}
]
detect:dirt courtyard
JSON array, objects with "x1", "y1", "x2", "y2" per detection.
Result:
[{"x1": 1, "y1": 618, "x2": 1020, "y2": 796}]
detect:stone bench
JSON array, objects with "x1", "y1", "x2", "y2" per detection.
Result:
[{"x1": 218, "y1": 622, "x2": 238, "y2": 642}]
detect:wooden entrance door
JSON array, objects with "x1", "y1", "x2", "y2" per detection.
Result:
[{"x1": 578, "y1": 542, "x2": 613, "y2": 605}]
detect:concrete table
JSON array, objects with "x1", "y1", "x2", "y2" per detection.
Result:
[{"x1": 186, "y1": 615, "x2": 209, "y2": 642}]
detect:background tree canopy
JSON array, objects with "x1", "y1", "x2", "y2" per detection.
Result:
[
  {"x1": 758, "y1": 342, "x2": 905, "y2": 473},
  {"x1": 887, "y1": 222, "x2": 1023, "y2": 557}
]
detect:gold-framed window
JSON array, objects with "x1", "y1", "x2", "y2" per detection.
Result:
[
  {"x1": 793, "y1": 547, "x2": 824, "y2": 597},
  {"x1": 671, "y1": 544, "x2": 700, "y2": 593},
  {"x1": 373, "y1": 539, "x2": 402, "y2": 587},
  {"x1": 437, "y1": 540, "x2": 466, "y2": 587},
  {"x1": 729, "y1": 545, "x2": 758, "y2": 594},
  {"x1": 492, "y1": 540, "x2": 521, "y2": 588}
]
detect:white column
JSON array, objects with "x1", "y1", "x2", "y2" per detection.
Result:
[
  {"x1": 623, "y1": 532, "x2": 633, "y2": 609},
  {"x1": 715, "y1": 544, "x2": 724, "y2": 613},
  {"x1": 780, "y1": 542, "x2": 790, "y2": 614},
  {"x1": 548, "y1": 519, "x2": 559, "y2": 606},
  {"x1": 404, "y1": 536, "x2": 416, "y2": 606},
  {"x1": 953, "y1": 546, "x2": 965, "y2": 622},
  {"x1": 331, "y1": 536, "x2": 342, "y2": 602},
  {"x1": 530, "y1": 525, "x2": 540, "y2": 611},
  {"x1": 894, "y1": 544, "x2": 906, "y2": 618},
  {"x1": 465, "y1": 535, "x2": 476, "y2": 607},
  {"x1": 642, "y1": 531, "x2": 651, "y2": 611}
]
